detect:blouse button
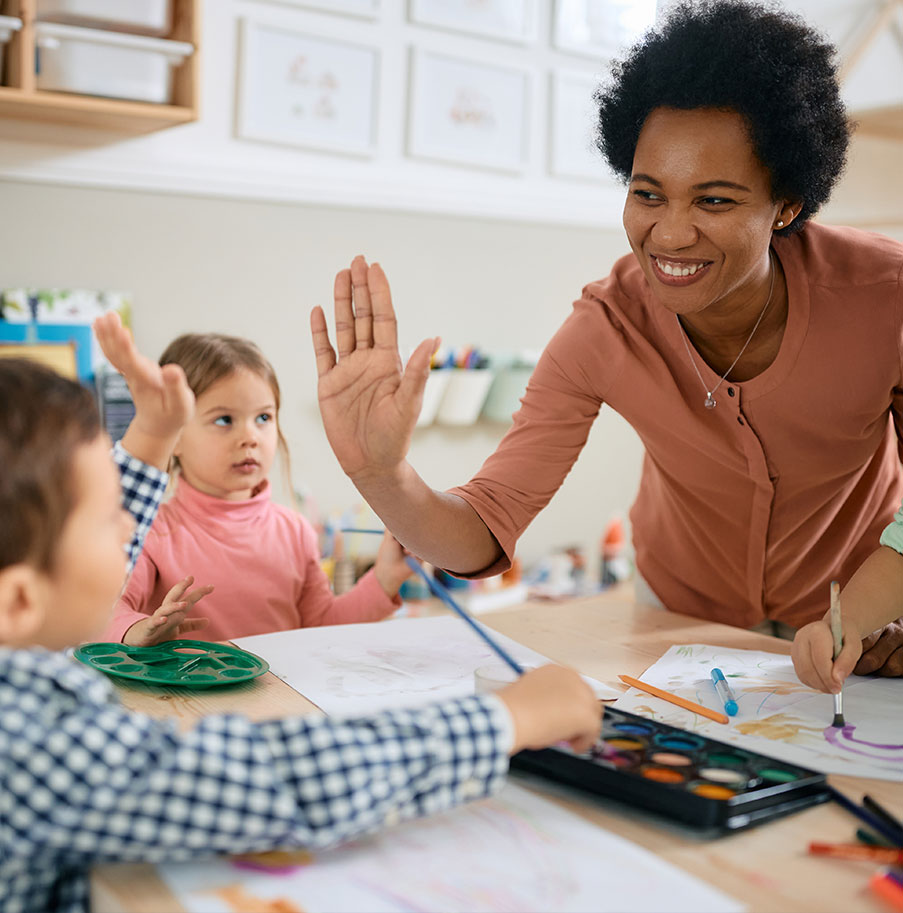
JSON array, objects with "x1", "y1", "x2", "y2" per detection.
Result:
[
  {"x1": 728, "y1": 387, "x2": 735, "y2": 397},
  {"x1": 737, "y1": 416, "x2": 745, "y2": 425}
]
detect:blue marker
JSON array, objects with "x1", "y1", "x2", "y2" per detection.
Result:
[{"x1": 711, "y1": 668, "x2": 739, "y2": 716}]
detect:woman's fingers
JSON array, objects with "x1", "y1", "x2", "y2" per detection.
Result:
[
  {"x1": 350, "y1": 255, "x2": 374, "y2": 350},
  {"x1": 310, "y1": 306, "x2": 337, "y2": 378},
  {"x1": 332, "y1": 269, "x2": 356, "y2": 358},
  {"x1": 368, "y1": 262, "x2": 398, "y2": 352}
]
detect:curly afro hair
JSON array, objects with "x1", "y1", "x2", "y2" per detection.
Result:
[{"x1": 595, "y1": 0, "x2": 851, "y2": 234}]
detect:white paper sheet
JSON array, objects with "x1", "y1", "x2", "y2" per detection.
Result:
[
  {"x1": 614, "y1": 644, "x2": 903, "y2": 780},
  {"x1": 158, "y1": 782, "x2": 742, "y2": 913},
  {"x1": 234, "y1": 615, "x2": 619, "y2": 715}
]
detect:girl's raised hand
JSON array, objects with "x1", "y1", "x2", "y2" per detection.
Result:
[
  {"x1": 121, "y1": 575, "x2": 213, "y2": 647},
  {"x1": 310, "y1": 256, "x2": 438, "y2": 483}
]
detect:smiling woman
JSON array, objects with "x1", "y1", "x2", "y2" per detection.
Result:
[{"x1": 310, "y1": 0, "x2": 903, "y2": 676}]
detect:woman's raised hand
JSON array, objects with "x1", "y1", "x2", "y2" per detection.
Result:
[{"x1": 310, "y1": 256, "x2": 437, "y2": 482}]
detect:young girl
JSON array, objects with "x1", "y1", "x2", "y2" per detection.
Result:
[
  {"x1": 0, "y1": 317, "x2": 601, "y2": 913},
  {"x1": 104, "y1": 333, "x2": 411, "y2": 646}
]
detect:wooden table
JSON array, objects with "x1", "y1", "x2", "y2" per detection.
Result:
[{"x1": 92, "y1": 593, "x2": 901, "y2": 912}]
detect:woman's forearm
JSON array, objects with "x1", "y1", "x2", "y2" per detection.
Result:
[
  {"x1": 351, "y1": 461, "x2": 503, "y2": 575},
  {"x1": 839, "y1": 546, "x2": 903, "y2": 636}
]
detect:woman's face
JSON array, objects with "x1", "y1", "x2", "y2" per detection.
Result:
[{"x1": 623, "y1": 106, "x2": 791, "y2": 320}]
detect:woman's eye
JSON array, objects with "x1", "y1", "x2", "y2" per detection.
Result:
[
  {"x1": 700, "y1": 196, "x2": 734, "y2": 206},
  {"x1": 257, "y1": 413, "x2": 272, "y2": 424},
  {"x1": 213, "y1": 416, "x2": 232, "y2": 426},
  {"x1": 632, "y1": 189, "x2": 662, "y2": 202}
]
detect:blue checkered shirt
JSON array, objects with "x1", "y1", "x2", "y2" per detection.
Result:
[
  {"x1": 1, "y1": 454, "x2": 512, "y2": 913},
  {"x1": 112, "y1": 441, "x2": 168, "y2": 573}
]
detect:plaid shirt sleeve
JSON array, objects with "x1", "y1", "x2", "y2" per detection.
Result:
[
  {"x1": 0, "y1": 648, "x2": 512, "y2": 913},
  {"x1": 112, "y1": 441, "x2": 168, "y2": 572}
]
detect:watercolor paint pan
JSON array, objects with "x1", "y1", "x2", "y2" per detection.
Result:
[{"x1": 511, "y1": 706, "x2": 830, "y2": 832}]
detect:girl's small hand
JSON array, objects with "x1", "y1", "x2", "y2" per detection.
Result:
[
  {"x1": 373, "y1": 532, "x2": 414, "y2": 597},
  {"x1": 122, "y1": 575, "x2": 214, "y2": 647},
  {"x1": 791, "y1": 617, "x2": 863, "y2": 693}
]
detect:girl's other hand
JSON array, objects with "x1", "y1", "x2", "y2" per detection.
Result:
[
  {"x1": 122, "y1": 575, "x2": 213, "y2": 647},
  {"x1": 373, "y1": 532, "x2": 414, "y2": 597}
]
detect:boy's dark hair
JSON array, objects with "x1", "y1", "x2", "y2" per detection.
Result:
[
  {"x1": 0, "y1": 359, "x2": 100, "y2": 572},
  {"x1": 595, "y1": 0, "x2": 851, "y2": 233}
]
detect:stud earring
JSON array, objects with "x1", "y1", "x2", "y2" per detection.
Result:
[{"x1": 776, "y1": 220, "x2": 784, "y2": 228}]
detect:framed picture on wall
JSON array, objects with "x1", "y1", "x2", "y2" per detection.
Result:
[
  {"x1": 549, "y1": 69, "x2": 605, "y2": 181},
  {"x1": 408, "y1": 0, "x2": 538, "y2": 43},
  {"x1": 553, "y1": 0, "x2": 657, "y2": 59},
  {"x1": 237, "y1": 19, "x2": 379, "y2": 157},
  {"x1": 407, "y1": 49, "x2": 530, "y2": 173},
  {"x1": 259, "y1": 0, "x2": 381, "y2": 18}
]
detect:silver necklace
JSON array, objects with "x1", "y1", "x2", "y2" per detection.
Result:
[{"x1": 677, "y1": 253, "x2": 775, "y2": 410}]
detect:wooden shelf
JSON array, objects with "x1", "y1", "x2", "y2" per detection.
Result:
[{"x1": 0, "y1": 0, "x2": 200, "y2": 133}]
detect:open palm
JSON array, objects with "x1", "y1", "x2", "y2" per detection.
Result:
[{"x1": 311, "y1": 256, "x2": 436, "y2": 480}]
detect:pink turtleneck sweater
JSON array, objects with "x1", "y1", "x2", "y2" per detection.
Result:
[{"x1": 104, "y1": 477, "x2": 400, "y2": 643}]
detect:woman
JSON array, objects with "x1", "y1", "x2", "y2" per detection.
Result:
[{"x1": 310, "y1": 0, "x2": 903, "y2": 675}]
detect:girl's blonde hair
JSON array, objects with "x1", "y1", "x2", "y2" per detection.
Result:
[{"x1": 159, "y1": 334, "x2": 292, "y2": 495}]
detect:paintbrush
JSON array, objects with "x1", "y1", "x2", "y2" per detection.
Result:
[{"x1": 830, "y1": 580, "x2": 845, "y2": 728}]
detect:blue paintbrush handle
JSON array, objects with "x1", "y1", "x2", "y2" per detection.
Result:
[{"x1": 403, "y1": 556, "x2": 524, "y2": 677}]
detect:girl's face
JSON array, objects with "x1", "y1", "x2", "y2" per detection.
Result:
[
  {"x1": 37, "y1": 434, "x2": 135, "y2": 648},
  {"x1": 622, "y1": 106, "x2": 792, "y2": 324},
  {"x1": 174, "y1": 368, "x2": 279, "y2": 500}
]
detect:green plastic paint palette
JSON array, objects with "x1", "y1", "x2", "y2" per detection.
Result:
[{"x1": 74, "y1": 639, "x2": 269, "y2": 688}]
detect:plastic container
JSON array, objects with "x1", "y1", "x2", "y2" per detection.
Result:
[
  {"x1": 481, "y1": 365, "x2": 533, "y2": 423},
  {"x1": 34, "y1": 22, "x2": 192, "y2": 103},
  {"x1": 36, "y1": 0, "x2": 173, "y2": 37},
  {"x1": 415, "y1": 369, "x2": 451, "y2": 427},
  {"x1": 436, "y1": 369, "x2": 495, "y2": 426},
  {"x1": 0, "y1": 15, "x2": 22, "y2": 76}
]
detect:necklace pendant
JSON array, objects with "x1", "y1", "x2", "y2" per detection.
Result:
[{"x1": 704, "y1": 393, "x2": 717, "y2": 409}]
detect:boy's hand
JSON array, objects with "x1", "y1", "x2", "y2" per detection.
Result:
[
  {"x1": 497, "y1": 664, "x2": 602, "y2": 755},
  {"x1": 94, "y1": 312, "x2": 194, "y2": 470},
  {"x1": 122, "y1": 575, "x2": 213, "y2": 647},
  {"x1": 791, "y1": 617, "x2": 863, "y2": 693},
  {"x1": 373, "y1": 532, "x2": 414, "y2": 597}
]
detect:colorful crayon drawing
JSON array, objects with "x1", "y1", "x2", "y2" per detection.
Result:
[
  {"x1": 159, "y1": 783, "x2": 740, "y2": 913},
  {"x1": 615, "y1": 644, "x2": 903, "y2": 781}
]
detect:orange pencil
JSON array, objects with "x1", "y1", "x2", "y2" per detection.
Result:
[
  {"x1": 618, "y1": 674, "x2": 730, "y2": 724},
  {"x1": 808, "y1": 843, "x2": 903, "y2": 864}
]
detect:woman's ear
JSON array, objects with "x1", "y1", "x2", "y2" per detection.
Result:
[
  {"x1": 0, "y1": 563, "x2": 48, "y2": 647},
  {"x1": 774, "y1": 201, "x2": 803, "y2": 231}
]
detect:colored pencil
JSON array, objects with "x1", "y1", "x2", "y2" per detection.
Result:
[
  {"x1": 617, "y1": 674, "x2": 729, "y2": 724},
  {"x1": 829, "y1": 787, "x2": 903, "y2": 848},
  {"x1": 869, "y1": 870, "x2": 903, "y2": 913},
  {"x1": 403, "y1": 555, "x2": 524, "y2": 677},
  {"x1": 808, "y1": 842, "x2": 903, "y2": 864},
  {"x1": 857, "y1": 827, "x2": 896, "y2": 848},
  {"x1": 864, "y1": 794, "x2": 903, "y2": 836},
  {"x1": 339, "y1": 528, "x2": 385, "y2": 535},
  {"x1": 830, "y1": 580, "x2": 845, "y2": 728}
]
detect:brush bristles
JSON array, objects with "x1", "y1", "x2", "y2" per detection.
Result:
[{"x1": 832, "y1": 713, "x2": 846, "y2": 728}]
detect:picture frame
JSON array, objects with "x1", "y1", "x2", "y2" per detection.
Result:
[
  {"x1": 407, "y1": 48, "x2": 530, "y2": 173},
  {"x1": 408, "y1": 0, "x2": 538, "y2": 44},
  {"x1": 236, "y1": 19, "x2": 379, "y2": 158},
  {"x1": 552, "y1": 0, "x2": 658, "y2": 60},
  {"x1": 258, "y1": 0, "x2": 381, "y2": 19},
  {"x1": 549, "y1": 69, "x2": 605, "y2": 182}
]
